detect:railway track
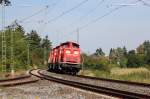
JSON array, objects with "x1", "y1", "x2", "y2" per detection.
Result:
[
  {"x1": 76, "y1": 75, "x2": 150, "y2": 87},
  {"x1": 30, "y1": 69, "x2": 150, "y2": 99},
  {"x1": 0, "y1": 74, "x2": 39, "y2": 87}
]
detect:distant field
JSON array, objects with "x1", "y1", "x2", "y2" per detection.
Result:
[{"x1": 79, "y1": 67, "x2": 150, "y2": 84}]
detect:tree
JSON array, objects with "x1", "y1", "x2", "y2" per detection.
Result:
[
  {"x1": 26, "y1": 30, "x2": 41, "y2": 50},
  {"x1": 13, "y1": 23, "x2": 28, "y2": 69},
  {"x1": 137, "y1": 40, "x2": 150, "y2": 65},
  {"x1": 109, "y1": 47, "x2": 127, "y2": 67},
  {"x1": 41, "y1": 35, "x2": 52, "y2": 64},
  {"x1": 127, "y1": 50, "x2": 144, "y2": 67},
  {"x1": 95, "y1": 48, "x2": 105, "y2": 57},
  {"x1": 123, "y1": 46, "x2": 127, "y2": 56},
  {"x1": 0, "y1": 22, "x2": 29, "y2": 71},
  {"x1": 109, "y1": 48, "x2": 117, "y2": 64},
  {"x1": 0, "y1": 21, "x2": 53, "y2": 72},
  {"x1": 41, "y1": 35, "x2": 52, "y2": 50},
  {"x1": 145, "y1": 51, "x2": 150, "y2": 65},
  {"x1": 26, "y1": 30, "x2": 43, "y2": 66},
  {"x1": 109, "y1": 48, "x2": 113, "y2": 59},
  {"x1": 137, "y1": 44, "x2": 144, "y2": 55},
  {"x1": 143, "y1": 40, "x2": 150, "y2": 65}
]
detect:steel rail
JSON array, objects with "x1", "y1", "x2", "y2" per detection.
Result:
[
  {"x1": 30, "y1": 69, "x2": 150, "y2": 99},
  {"x1": 76, "y1": 75, "x2": 150, "y2": 87},
  {"x1": 0, "y1": 74, "x2": 39, "y2": 87},
  {"x1": 0, "y1": 75, "x2": 31, "y2": 82},
  {"x1": 0, "y1": 79, "x2": 38, "y2": 87}
]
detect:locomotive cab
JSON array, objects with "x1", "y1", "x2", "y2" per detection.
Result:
[
  {"x1": 48, "y1": 41, "x2": 81, "y2": 75},
  {"x1": 60, "y1": 41, "x2": 81, "y2": 74},
  {"x1": 62, "y1": 42, "x2": 80, "y2": 63}
]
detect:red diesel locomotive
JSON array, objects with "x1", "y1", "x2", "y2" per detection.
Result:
[{"x1": 48, "y1": 41, "x2": 81, "y2": 74}]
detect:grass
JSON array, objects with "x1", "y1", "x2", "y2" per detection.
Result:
[
  {"x1": 79, "y1": 67, "x2": 150, "y2": 84},
  {"x1": 0, "y1": 67, "x2": 30, "y2": 79},
  {"x1": 0, "y1": 70, "x2": 28, "y2": 79},
  {"x1": 110, "y1": 67, "x2": 149, "y2": 75},
  {"x1": 0, "y1": 64, "x2": 47, "y2": 79}
]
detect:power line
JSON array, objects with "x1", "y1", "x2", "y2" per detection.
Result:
[
  {"x1": 76, "y1": 0, "x2": 105, "y2": 23},
  {"x1": 64, "y1": 6, "x2": 125, "y2": 37},
  {"x1": 47, "y1": 0, "x2": 89, "y2": 24},
  {"x1": 79, "y1": 0, "x2": 142, "y2": 31},
  {"x1": 62, "y1": 0, "x2": 140, "y2": 40},
  {"x1": 79, "y1": 6, "x2": 125, "y2": 31},
  {"x1": 77, "y1": 0, "x2": 140, "y2": 31},
  {"x1": 16, "y1": 0, "x2": 62, "y2": 34},
  {"x1": 47, "y1": 0, "x2": 62, "y2": 14},
  {"x1": 18, "y1": 5, "x2": 49, "y2": 23},
  {"x1": 39, "y1": 0, "x2": 62, "y2": 34},
  {"x1": 138, "y1": 0, "x2": 150, "y2": 7},
  {"x1": 60, "y1": 0, "x2": 105, "y2": 31}
]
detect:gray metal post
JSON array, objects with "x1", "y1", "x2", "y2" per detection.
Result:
[
  {"x1": 11, "y1": 27, "x2": 14, "y2": 74},
  {"x1": 1, "y1": 0, "x2": 6, "y2": 72}
]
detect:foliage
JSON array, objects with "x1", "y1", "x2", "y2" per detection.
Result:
[
  {"x1": 0, "y1": 21, "x2": 149, "y2": 74},
  {"x1": 109, "y1": 47, "x2": 128, "y2": 67},
  {"x1": 0, "y1": 22, "x2": 52, "y2": 72},
  {"x1": 82, "y1": 53, "x2": 109, "y2": 71},
  {"x1": 94, "y1": 48, "x2": 105, "y2": 56},
  {"x1": 127, "y1": 50, "x2": 145, "y2": 67},
  {"x1": 84, "y1": 41, "x2": 150, "y2": 71}
]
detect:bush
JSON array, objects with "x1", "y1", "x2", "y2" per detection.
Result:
[{"x1": 83, "y1": 56, "x2": 109, "y2": 71}]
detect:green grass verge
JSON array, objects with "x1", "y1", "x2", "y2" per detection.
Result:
[{"x1": 79, "y1": 68, "x2": 150, "y2": 84}]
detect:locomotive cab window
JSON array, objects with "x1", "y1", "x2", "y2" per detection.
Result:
[
  {"x1": 61, "y1": 43, "x2": 70, "y2": 48},
  {"x1": 63, "y1": 45, "x2": 69, "y2": 48},
  {"x1": 72, "y1": 43, "x2": 79, "y2": 48}
]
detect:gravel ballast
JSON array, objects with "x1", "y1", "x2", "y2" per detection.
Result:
[
  {"x1": 41, "y1": 70, "x2": 150, "y2": 96},
  {"x1": 0, "y1": 78, "x2": 116, "y2": 99}
]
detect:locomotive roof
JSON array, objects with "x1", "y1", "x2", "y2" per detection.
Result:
[
  {"x1": 60, "y1": 41, "x2": 79, "y2": 46},
  {"x1": 52, "y1": 41, "x2": 79, "y2": 50}
]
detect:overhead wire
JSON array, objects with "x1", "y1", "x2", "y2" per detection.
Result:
[
  {"x1": 74, "y1": 0, "x2": 105, "y2": 24},
  {"x1": 59, "y1": 0, "x2": 105, "y2": 32},
  {"x1": 16, "y1": 0, "x2": 61, "y2": 23},
  {"x1": 18, "y1": 5, "x2": 49, "y2": 23},
  {"x1": 38, "y1": 0, "x2": 62, "y2": 34},
  {"x1": 138, "y1": 0, "x2": 150, "y2": 7},
  {"x1": 62, "y1": 0, "x2": 141, "y2": 41},
  {"x1": 77, "y1": 0, "x2": 141, "y2": 31},
  {"x1": 47, "y1": 0, "x2": 89, "y2": 24},
  {"x1": 78, "y1": 6, "x2": 125, "y2": 31}
]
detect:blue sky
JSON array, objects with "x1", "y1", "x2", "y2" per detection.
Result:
[{"x1": 1, "y1": 0, "x2": 150, "y2": 54}]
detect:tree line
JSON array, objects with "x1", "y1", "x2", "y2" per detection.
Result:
[
  {"x1": 82, "y1": 40, "x2": 150, "y2": 71},
  {"x1": 0, "y1": 22, "x2": 52, "y2": 71},
  {"x1": 1, "y1": 22, "x2": 149, "y2": 72}
]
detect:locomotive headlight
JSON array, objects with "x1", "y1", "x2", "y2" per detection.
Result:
[
  {"x1": 74, "y1": 51, "x2": 79, "y2": 55},
  {"x1": 65, "y1": 50, "x2": 71, "y2": 54}
]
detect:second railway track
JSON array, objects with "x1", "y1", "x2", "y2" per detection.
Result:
[
  {"x1": 30, "y1": 69, "x2": 150, "y2": 99},
  {"x1": 0, "y1": 74, "x2": 39, "y2": 87}
]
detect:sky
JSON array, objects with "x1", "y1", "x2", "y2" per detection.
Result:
[{"x1": 1, "y1": 0, "x2": 150, "y2": 55}]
